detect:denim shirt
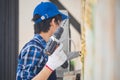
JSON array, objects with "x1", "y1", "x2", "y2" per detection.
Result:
[{"x1": 16, "y1": 34, "x2": 56, "y2": 80}]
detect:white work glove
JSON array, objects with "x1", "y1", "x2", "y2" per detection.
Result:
[{"x1": 45, "y1": 43, "x2": 67, "y2": 71}]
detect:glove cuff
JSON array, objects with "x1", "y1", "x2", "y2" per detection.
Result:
[{"x1": 45, "y1": 65, "x2": 53, "y2": 71}]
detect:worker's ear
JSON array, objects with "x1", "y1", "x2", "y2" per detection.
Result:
[{"x1": 50, "y1": 18, "x2": 56, "y2": 27}]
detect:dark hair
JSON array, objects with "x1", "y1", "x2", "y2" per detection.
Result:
[{"x1": 32, "y1": 14, "x2": 62, "y2": 34}]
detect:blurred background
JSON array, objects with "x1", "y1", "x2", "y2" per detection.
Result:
[{"x1": 0, "y1": 0, "x2": 120, "y2": 80}]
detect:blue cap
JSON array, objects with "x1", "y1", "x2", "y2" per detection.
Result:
[{"x1": 33, "y1": 2, "x2": 68, "y2": 23}]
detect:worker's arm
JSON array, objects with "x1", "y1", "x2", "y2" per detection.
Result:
[
  {"x1": 32, "y1": 65, "x2": 52, "y2": 80},
  {"x1": 32, "y1": 43, "x2": 67, "y2": 80}
]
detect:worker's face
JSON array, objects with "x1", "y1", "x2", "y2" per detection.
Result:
[{"x1": 50, "y1": 18, "x2": 61, "y2": 35}]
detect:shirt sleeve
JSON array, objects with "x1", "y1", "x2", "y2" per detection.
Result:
[{"x1": 16, "y1": 45, "x2": 44, "y2": 80}]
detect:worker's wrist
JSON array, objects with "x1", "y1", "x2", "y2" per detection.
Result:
[{"x1": 45, "y1": 65, "x2": 53, "y2": 72}]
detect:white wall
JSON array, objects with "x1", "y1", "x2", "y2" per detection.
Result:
[{"x1": 81, "y1": 0, "x2": 120, "y2": 80}]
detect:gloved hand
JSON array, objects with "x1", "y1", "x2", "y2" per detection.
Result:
[{"x1": 45, "y1": 43, "x2": 67, "y2": 71}]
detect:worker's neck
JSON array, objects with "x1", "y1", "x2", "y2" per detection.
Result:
[{"x1": 40, "y1": 32, "x2": 51, "y2": 42}]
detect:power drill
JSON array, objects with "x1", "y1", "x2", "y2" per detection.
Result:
[
  {"x1": 44, "y1": 21, "x2": 68, "y2": 69},
  {"x1": 44, "y1": 27, "x2": 64, "y2": 55}
]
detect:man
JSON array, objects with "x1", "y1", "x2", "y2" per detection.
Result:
[{"x1": 16, "y1": 1, "x2": 68, "y2": 80}]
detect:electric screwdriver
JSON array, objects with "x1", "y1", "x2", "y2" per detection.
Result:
[
  {"x1": 44, "y1": 27, "x2": 64, "y2": 55},
  {"x1": 44, "y1": 20, "x2": 68, "y2": 69}
]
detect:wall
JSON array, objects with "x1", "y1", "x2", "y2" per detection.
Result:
[{"x1": 80, "y1": 0, "x2": 120, "y2": 80}]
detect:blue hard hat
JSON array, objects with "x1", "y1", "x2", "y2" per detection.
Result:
[{"x1": 33, "y1": 2, "x2": 68, "y2": 23}]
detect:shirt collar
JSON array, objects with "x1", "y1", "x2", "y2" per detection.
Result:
[{"x1": 33, "y1": 34, "x2": 46, "y2": 48}]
